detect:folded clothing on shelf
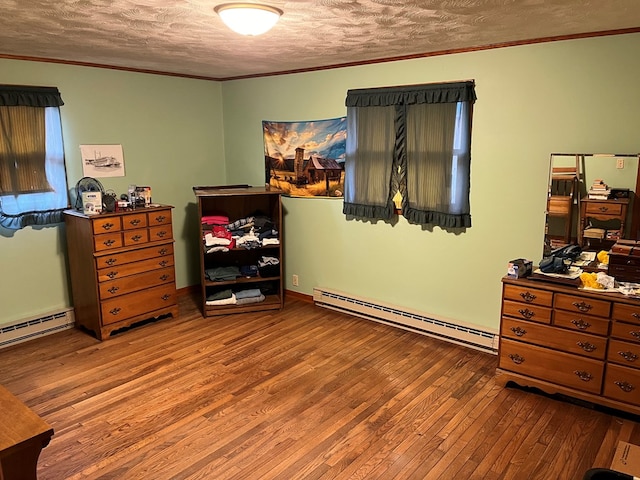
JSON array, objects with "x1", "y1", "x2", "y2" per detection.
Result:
[{"x1": 258, "y1": 256, "x2": 280, "y2": 277}]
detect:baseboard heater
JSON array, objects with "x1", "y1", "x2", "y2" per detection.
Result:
[
  {"x1": 313, "y1": 287, "x2": 498, "y2": 355},
  {"x1": 0, "y1": 308, "x2": 75, "y2": 349}
]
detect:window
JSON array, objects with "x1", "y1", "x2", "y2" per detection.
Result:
[
  {"x1": 343, "y1": 81, "x2": 476, "y2": 229},
  {"x1": 0, "y1": 85, "x2": 68, "y2": 230}
]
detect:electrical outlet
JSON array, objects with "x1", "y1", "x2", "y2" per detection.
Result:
[
  {"x1": 616, "y1": 158, "x2": 625, "y2": 169},
  {"x1": 292, "y1": 274, "x2": 299, "y2": 287}
]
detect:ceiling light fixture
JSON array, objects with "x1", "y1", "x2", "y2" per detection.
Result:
[{"x1": 214, "y1": 3, "x2": 283, "y2": 36}]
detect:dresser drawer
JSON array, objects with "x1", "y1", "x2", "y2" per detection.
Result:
[
  {"x1": 95, "y1": 243, "x2": 174, "y2": 269},
  {"x1": 611, "y1": 321, "x2": 640, "y2": 344},
  {"x1": 97, "y1": 255, "x2": 175, "y2": 282},
  {"x1": 93, "y1": 232, "x2": 123, "y2": 252},
  {"x1": 584, "y1": 202, "x2": 623, "y2": 216},
  {"x1": 122, "y1": 212, "x2": 147, "y2": 230},
  {"x1": 148, "y1": 209, "x2": 172, "y2": 226},
  {"x1": 92, "y1": 216, "x2": 121, "y2": 234},
  {"x1": 603, "y1": 363, "x2": 640, "y2": 406},
  {"x1": 100, "y1": 284, "x2": 177, "y2": 326},
  {"x1": 499, "y1": 338, "x2": 603, "y2": 394},
  {"x1": 99, "y1": 267, "x2": 175, "y2": 299},
  {"x1": 503, "y1": 284, "x2": 553, "y2": 307},
  {"x1": 502, "y1": 300, "x2": 551, "y2": 324},
  {"x1": 552, "y1": 310, "x2": 610, "y2": 336},
  {"x1": 613, "y1": 303, "x2": 640, "y2": 326},
  {"x1": 554, "y1": 294, "x2": 611, "y2": 318},
  {"x1": 123, "y1": 228, "x2": 149, "y2": 246},
  {"x1": 149, "y1": 224, "x2": 173, "y2": 242},
  {"x1": 501, "y1": 317, "x2": 606, "y2": 360},
  {"x1": 608, "y1": 339, "x2": 640, "y2": 368}
]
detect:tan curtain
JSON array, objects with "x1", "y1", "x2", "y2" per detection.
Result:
[{"x1": 0, "y1": 105, "x2": 51, "y2": 194}]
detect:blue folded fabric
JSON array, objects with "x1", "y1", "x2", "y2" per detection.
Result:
[{"x1": 235, "y1": 288, "x2": 262, "y2": 299}]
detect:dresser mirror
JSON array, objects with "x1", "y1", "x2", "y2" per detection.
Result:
[{"x1": 544, "y1": 153, "x2": 640, "y2": 255}]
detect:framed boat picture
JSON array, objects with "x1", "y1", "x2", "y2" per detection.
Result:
[{"x1": 80, "y1": 144, "x2": 125, "y2": 178}]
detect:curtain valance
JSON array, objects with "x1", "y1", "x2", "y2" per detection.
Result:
[
  {"x1": 346, "y1": 81, "x2": 476, "y2": 108},
  {"x1": 0, "y1": 85, "x2": 64, "y2": 107}
]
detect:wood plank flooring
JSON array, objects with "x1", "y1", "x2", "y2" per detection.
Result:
[{"x1": 0, "y1": 292, "x2": 639, "y2": 479}]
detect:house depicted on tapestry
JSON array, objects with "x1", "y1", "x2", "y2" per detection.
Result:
[{"x1": 295, "y1": 147, "x2": 342, "y2": 185}]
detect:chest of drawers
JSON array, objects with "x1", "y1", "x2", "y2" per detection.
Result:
[
  {"x1": 63, "y1": 206, "x2": 178, "y2": 340},
  {"x1": 497, "y1": 277, "x2": 640, "y2": 416}
]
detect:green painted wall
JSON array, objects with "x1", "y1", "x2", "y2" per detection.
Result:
[
  {"x1": 2, "y1": 33, "x2": 639, "y2": 333},
  {"x1": 220, "y1": 33, "x2": 640, "y2": 331},
  {"x1": 0, "y1": 59, "x2": 225, "y2": 326}
]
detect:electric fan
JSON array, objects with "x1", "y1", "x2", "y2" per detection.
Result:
[{"x1": 74, "y1": 177, "x2": 105, "y2": 211}]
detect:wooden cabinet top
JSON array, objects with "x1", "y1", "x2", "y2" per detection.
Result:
[{"x1": 193, "y1": 185, "x2": 282, "y2": 198}]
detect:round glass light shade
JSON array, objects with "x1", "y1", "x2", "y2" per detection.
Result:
[{"x1": 215, "y1": 3, "x2": 283, "y2": 36}]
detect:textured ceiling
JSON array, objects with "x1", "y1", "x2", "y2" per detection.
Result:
[{"x1": 1, "y1": 0, "x2": 640, "y2": 80}]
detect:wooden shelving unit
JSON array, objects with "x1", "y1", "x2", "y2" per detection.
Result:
[{"x1": 193, "y1": 185, "x2": 284, "y2": 317}]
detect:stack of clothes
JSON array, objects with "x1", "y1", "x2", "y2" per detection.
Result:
[
  {"x1": 205, "y1": 288, "x2": 266, "y2": 306},
  {"x1": 201, "y1": 212, "x2": 279, "y2": 252}
]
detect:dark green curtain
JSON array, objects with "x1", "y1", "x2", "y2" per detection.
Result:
[{"x1": 343, "y1": 81, "x2": 476, "y2": 228}]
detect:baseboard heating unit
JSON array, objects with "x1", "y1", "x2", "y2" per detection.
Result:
[
  {"x1": 0, "y1": 308, "x2": 75, "y2": 349},
  {"x1": 313, "y1": 287, "x2": 498, "y2": 354}
]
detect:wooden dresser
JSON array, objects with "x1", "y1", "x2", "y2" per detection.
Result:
[
  {"x1": 497, "y1": 277, "x2": 640, "y2": 416},
  {"x1": 63, "y1": 206, "x2": 178, "y2": 340}
]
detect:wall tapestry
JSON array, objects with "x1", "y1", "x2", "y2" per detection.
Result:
[
  {"x1": 80, "y1": 144, "x2": 125, "y2": 177},
  {"x1": 263, "y1": 117, "x2": 346, "y2": 197}
]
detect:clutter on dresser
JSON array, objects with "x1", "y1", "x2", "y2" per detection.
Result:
[
  {"x1": 507, "y1": 259, "x2": 532, "y2": 278},
  {"x1": 74, "y1": 176, "x2": 105, "y2": 214}
]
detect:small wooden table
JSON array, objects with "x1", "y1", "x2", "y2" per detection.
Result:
[
  {"x1": 579, "y1": 197, "x2": 630, "y2": 246},
  {"x1": 0, "y1": 385, "x2": 53, "y2": 480}
]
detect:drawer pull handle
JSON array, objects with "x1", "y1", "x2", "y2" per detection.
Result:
[
  {"x1": 103, "y1": 239, "x2": 116, "y2": 247},
  {"x1": 105, "y1": 258, "x2": 117, "y2": 266},
  {"x1": 108, "y1": 286, "x2": 119, "y2": 294},
  {"x1": 131, "y1": 234, "x2": 142, "y2": 242},
  {"x1": 109, "y1": 307, "x2": 121, "y2": 315},
  {"x1": 510, "y1": 326, "x2": 527, "y2": 337},
  {"x1": 159, "y1": 248, "x2": 169, "y2": 255},
  {"x1": 107, "y1": 271, "x2": 118, "y2": 279},
  {"x1": 156, "y1": 215, "x2": 166, "y2": 223},
  {"x1": 161, "y1": 294, "x2": 171, "y2": 301},
  {"x1": 614, "y1": 381, "x2": 635, "y2": 393},
  {"x1": 633, "y1": 313, "x2": 640, "y2": 320},
  {"x1": 630, "y1": 330, "x2": 640, "y2": 340},
  {"x1": 598, "y1": 206, "x2": 609, "y2": 213},
  {"x1": 517, "y1": 308, "x2": 534, "y2": 319},
  {"x1": 572, "y1": 301, "x2": 592, "y2": 313},
  {"x1": 160, "y1": 274, "x2": 170, "y2": 281},
  {"x1": 618, "y1": 351, "x2": 639, "y2": 363},
  {"x1": 156, "y1": 230, "x2": 167, "y2": 238},
  {"x1": 508, "y1": 353, "x2": 524, "y2": 365},
  {"x1": 577, "y1": 341, "x2": 596, "y2": 353},
  {"x1": 102, "y1": 222, "x2": 115, "y2": 230},
  {"x1": 571, "y1": 319, "x2": 591, "y2": 330},
  {"x1": 130, "y1": 219, "x2": 141, "y2": 226},
  {"x1": 520, "y1": 292, "x2": 536, "y2": 303},
  {"x1": 574, "y1": 370, "x2": 593, "y2": 382},
  {"x1": 159, "y1": 260, "x2": 168, "y2": 267}
]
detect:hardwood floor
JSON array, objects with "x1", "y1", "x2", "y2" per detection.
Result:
[{"x1": 0, "y1": 292, "x2": 639, "y2": 479}]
